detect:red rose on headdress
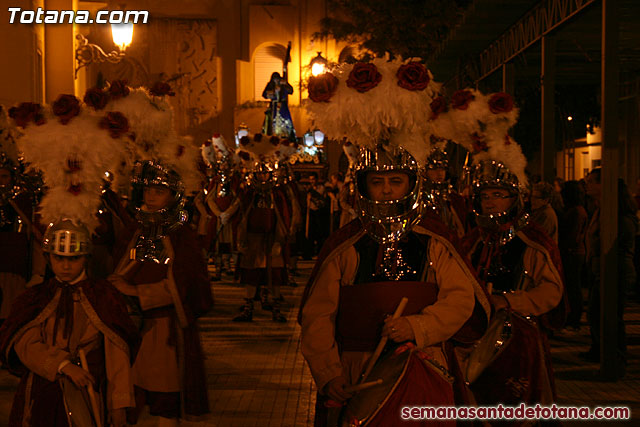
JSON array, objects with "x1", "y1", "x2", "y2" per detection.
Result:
[
  {"x1": 429, "y1": 95, "x2": 448, "y2": 119},
  {"x1": 471, "y1": 132, "x2": 488, "y2": 152},
  {"x1": 238, "y1": 151, "x2": 251, "y2": 161},
  {"x1": 396, "y1": 62, "x2": 430, "y2": 91},
  {"x1": 109, "y1": 80, "x2": 130, "y2": 99},
  {"x1": 68, "y1": 184, "x2": 82, "y2": 195},
  {"x1": 84, "y1": 88, "x2": 109, "y2": 111},
  {"x1": 270, "y1": 136, "x2": 280, "y2": 146},
  {"x1": 488, "y1": 92, "x2": 514, "y2": 114},
  {"x1": 346, "y1": 63, "x2": 382, "y2": 93},
  {"x1": 99, "y1": 111, "x2": 130, "y2": 139},
  {"x1": 52, "y1": 95, "x2": 81, "y2": 124},
  {"x1": 149, "y1": 82, "x2": 175, "y2": 97},
  {"x1": 451, "y1": 90, "x2": 475, "y2": 110},
  {"x1": 8, "y1": 102, "x2": 46, "y2": 128},
  {"x1": 239, "y1": 136, "x2": 250, "y2": 146},
  {"x1": 308, "y1": 73, "x2": 339, "y2": 102},
  {"x1": 176, "y1": 145, "x2": 185, "y2": 157}
]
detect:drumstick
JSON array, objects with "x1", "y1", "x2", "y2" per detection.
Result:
[
  {"x1": 78, "y1": 349, "x2": 103, "y2": 427},
  {"x1": 344, "y1": 379, "x2": 383, "y2": 394},
  {"x1": 359, "y1": 297, "x2": 408, "y2": 384}
]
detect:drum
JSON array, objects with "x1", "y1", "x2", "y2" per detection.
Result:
[
  {"x1": 59, "y1": 376, "x2": 102, "y2": 427},
  {"x1": 466, "y1": 309, "x2": 552, "y2": 404},
  {"x1": 340, "y1": 347, "x2": 455, "y2": 427}
]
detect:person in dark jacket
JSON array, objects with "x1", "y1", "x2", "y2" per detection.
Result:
[
  {"x1": 558, "y1": 181, "x2": 588, "y2": 330},
  {"x1": 582, "y1": 169, "x2": 637, "y2": 373}
]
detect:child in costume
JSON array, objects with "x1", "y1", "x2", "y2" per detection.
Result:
[
  {"x1": 98, "y1": 83, "x2": 212, "y2": 425},
  {"x1": 0, "y1": 95, "x2": 140, "y2": 427}
]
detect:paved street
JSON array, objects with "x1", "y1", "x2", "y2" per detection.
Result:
[{"x1": 0, "y1": 259, "x2": 639, "y2": 425}]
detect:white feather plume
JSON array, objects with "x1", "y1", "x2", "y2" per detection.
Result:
[
  {"x1": 342, "y1": 141, "x2": 359, "y2": 167},
  {"x1": 435, "y1": 89, "x2": 526, "y2": 187},
  {"x1": 105, "y1": 86, "x2": 203, "y2": 194},
  {"x1": 304, "y1": 56, "x2": 439, "y2": 165},
  {"x1": 16, "y1": 104, "x2": 127, "y2": 232},
  {"x1": 236, "y1": 134, "x2": 298, "y2": 168}
]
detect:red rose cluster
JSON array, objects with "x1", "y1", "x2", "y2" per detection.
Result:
[
  {"x1": 99, "y1": 112, "x2": 130, "y2": 139},
  {"x1": 83, "y1": 80, "x2": 131, "y2": 111},
  {"x1": 429, "y1": 95, "x2": 448, "y2": 120},
  {"x1": 308, "y1": 73, "x2": 339, "y2": 102},
  {"x1": 8, "y1": 102, "x2": 46, "y2": 128},
  {"x1": 149, "y1": 81, "x2": 175, "y2": 97},
  {"x1": 488, "y1": 92, "x2": 514, "y2": 114},
  {"x1": 308, "y1": 61, "x2": 432, "y2": 103},
  {"x1": 451, "y1": 90, "x2": 475, "y2": 110},
  {"x1": 396, "y1": 62, "x2": 430, "y2": 91},
  {"x1": 346, "y1": 63, "x2": 382, "y2": 93},
  {"x1": 52, "y1": 95, "x2": 81, "y2": 124}
]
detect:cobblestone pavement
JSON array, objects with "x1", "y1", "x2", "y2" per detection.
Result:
[{"x1": 0, "y1": 260, "x2": 638, "y2": 425}]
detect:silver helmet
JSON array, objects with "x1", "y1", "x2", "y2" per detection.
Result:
[
  {"x1": 42, "y1": 219, "x2": 92, "y2": 256},
  {"x1": 130, "y1": 160, "x2": 187, "y2": 229},
  {"x1": 244, "y1": 160, "x2": 280, "y2": 191},
  {"x1": 355, "y1": 142, "x2": 423, "y2": 243},
  {"x1": 425, "y1": 144, "x2": 449, "y2": 171},
  {"x1": 422, "y1": 145, "x2": 451, "y2": 210},
  {"x1": 131, "y1": 161, "x2": 184, "y2": 208},
  {"x1": 470, "y1": 159, "x2": 526, "y2": 232}
]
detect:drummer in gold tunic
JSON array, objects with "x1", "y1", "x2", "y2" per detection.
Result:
[
  {"x1": 299, "y1": 141, "x2": 489, "y2": 426},
  {"x1": 461, "y1": 159, "x2": 565, "y2": 406}
]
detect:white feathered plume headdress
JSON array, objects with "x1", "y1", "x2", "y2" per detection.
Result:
[
  {"x1": 98, "y1": 81, "x2": 202, "y2": 194},
  {"x1": 10, "y1": 94, "x2": 129, "y2": 232},
  {"x1": 236, "y1": 133, "x2": 299, "y2": 169},
  {"x1": 429, "y1": 89, "x2": 527, "y2": 187},
  {"x1": 202, "y1": 133, "x2": 235, "y2": 167},
  {"x1": 305, "y1": 55, "x2": 440, "y2": 166},
  {"x1": 342, "y1": 140, "x2": 359, "y2": 168}
]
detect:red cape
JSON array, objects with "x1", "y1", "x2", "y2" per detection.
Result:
[{"x1": 0, "y1": 277, "x2": 140, "y2": 375}]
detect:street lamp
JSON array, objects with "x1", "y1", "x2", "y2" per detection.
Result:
[
  {"x1": 310, "y1": 52, "x2": 328, "y2": 76},
  {"x1": 74, "y1": 22, "x2": 134, "y2": 78},
  {"x1": 111, "y1": 23, "x2": 134, "y2": 50},
  {"x1": 304, "y1": 131, "x2": 315, "y2": 147},
  {"x1": 313, "y1": 129, "x2": 325, "y2": 145}
]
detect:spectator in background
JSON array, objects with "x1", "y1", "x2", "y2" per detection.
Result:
[
  {"x1": 325, "y1": 172, "x2": 344, "y2": 234},
  {"x1": 552, "y1": 177, "x2": 565, "y2": 218},
  {"x1": 303, "y1": 172, "x2": 329, "y2": 259},
  {"x1": 530, "y1": 181, "x2": 559, "y2": 242},
  {"x1": 559, "y1": 181, "x2": 588, "y2": 331},
  {"x1": 583, "y1": 169, "x2": 637, "y2": 375}
]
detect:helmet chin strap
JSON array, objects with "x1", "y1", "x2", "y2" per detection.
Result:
[{"x1": 477, "y1": 208, "x2": 530, "y2": 246}]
